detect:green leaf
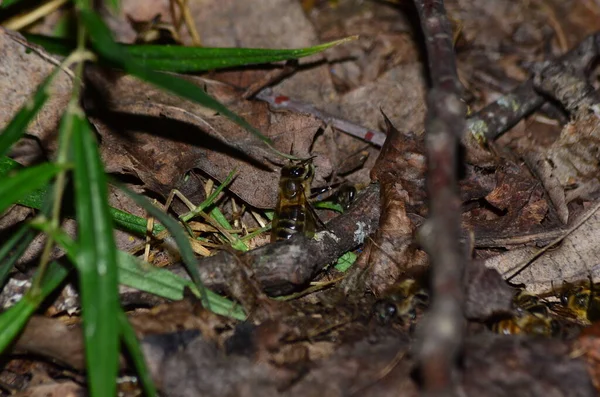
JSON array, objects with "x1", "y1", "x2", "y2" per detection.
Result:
[
  {"x1": 24, "y1": 34, "x2": 355, "y2": 73},
  {"x1": 23, "y1": 34, "x2": 74, "y2": 56},
  {"x1": 117, "y1": 184, "x2": 210, "y2": 309},
  {"x1": 118, "y1": 310, "x2": 157, "y2": 397},
  {"x1": 0, "y1": 156, "x2": 165, "y2": 237},
  {"x1": 0, "y1": 225, "x2": 36, "y2": 288},
  {"x1": 334, "y1": 251, "x2": 357, "y2": 272},
  {"x1": 118, "y1": 252, "x2": 246, "y2": 320},
  {"x1": 313, "y1": 200, "x2": 344, "y2": 213},
  {"x1": 0, "y1": 162, "x2": 63, "y2": 215},
  {"x1": 109, "y1": 206, "x2": 164, "y2": 236},
  {"x1": 0, "y1": 0, "x2": 33, "y2": 8},
  {"x1": 71, "y1": 108, "x2": 120, "y2": 397},
  {"x1": 0, "y1": 71, "x2": 55, "y2": 158},
  {"x1": 0, "y1": 261, "x2": 69, "y2": 354},
  {"x1": 125, "y1": 37, "x2": 355, "y2": 73},
  {"x1": 117, "y1": 251, "x2": 187, "y2": 301},
  {"x1": 31, "y1": 219, "x2": 246, "y2": 320}
]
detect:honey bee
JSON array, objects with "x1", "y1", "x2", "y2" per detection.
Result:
[
  {"x1": 334, "y1": 184, "x2": 357, "y2": 211},
  {"x1": 549, "y1": 279, "x2": 600, "y2": 326},
  {"x1": 372, "y1": 273, "x2": 430, "y2": 325},
  {"x1": 489, "y1": 290, "x2": 559, "y2": 337},
  {"x1": 271, "y1": 159, "x2": 316, "y2": 242}
]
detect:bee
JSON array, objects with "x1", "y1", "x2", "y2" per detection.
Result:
[
  {"x1": 491, "y1": 313, "x2": 559, "y2": 337},
  {"x1": 271, "y1": 159, "x2": 316, "y2": 242},
  {"x1": 549, "y1": 278, "x2": 600, "y2": 326},
  {"x1": 489, "y1": 290, "x2": 559, "y2": 337},
  {"x1": 333, "y1": 184, "x2": 358, "y2": 211},
  {"x1": 372, "y1": 273, "x2": 430, "y2": 325}
]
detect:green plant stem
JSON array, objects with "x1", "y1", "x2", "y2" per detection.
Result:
[{"x1": 31, "y1": 19, "x2": 88, "y2": 293}]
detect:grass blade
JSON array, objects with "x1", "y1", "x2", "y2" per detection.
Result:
[
  {"x1": 24, "y1": 34, "x2": 355, "y2": 73},
  {"x1": 71, "y1": 108, "x2": 120, "y2": 397},
  {"x1": 0, "y1": 225, "x2": 36, "y2": 288},
  {"x1": 0, "y1": 261, "x2": 69, "y2": 353},
  {"x1": 0, "y1": 162, "x2": 63, "y2": 214},
  {"x1": 31, "y1": 219, "x2": 247, "y2": 320},
  {"x1": 124, "y1": 37, "x2": 355, "y2": 72},
  {"x1": 117, "y1": 184, "x2": 209, "y2": 308},
  {"x1": 118, "y1": 310, "x2": 156, "y2": 397}
]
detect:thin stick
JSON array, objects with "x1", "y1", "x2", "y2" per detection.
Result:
[{"x1": 504, "y1": 200, "x2": 600, "y2": 281}]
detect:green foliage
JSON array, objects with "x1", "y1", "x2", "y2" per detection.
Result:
[
  {"x1": 0, "y1": 3, "x2": 349, "y2": 397},
  {"x1": 26, "y1": 33, "x2": 354, "y2": 73}
]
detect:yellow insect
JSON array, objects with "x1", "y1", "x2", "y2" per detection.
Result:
[
  {"x1": 372, "y1": 273, "x2": 430, "y2": 325},
  {"x1": 490, "y1": 290, "x2": 559, "y2": 337},
  {"x1": 550, "y1": 279, "x2": 600, "y2": 326},
  {"x1": 271, "y1": 159, "x2": 316, "y2": 242}
]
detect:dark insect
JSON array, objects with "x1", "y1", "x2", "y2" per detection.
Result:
[{"x1": 373, "y1": 275, "x2": 430, "y2": 325}]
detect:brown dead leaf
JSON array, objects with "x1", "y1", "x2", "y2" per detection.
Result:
[
  {"x1": 84, "y1": 68, "x2": 327, "y2": 209},
  {"x1": 0, "y1": 28, "x2": 72, "y2": 161},
  {"x1": 523, "y1": 114, "x2": 600, "y2": 223},
  {"x1": 192, "y1": 0, "x2": 336, "y2": 108},
  {"x1": 14, "y1": 381, "x2": 85, "y2": 397},
  {"x1": 310, "y1": 1, "x2": 420, "y2": 92},
  {"x1": 485, "y1": 202, "x2": 600, "y2": 295},
  {"x1": 474, "y1": 161, "x2": 549, "y2": 233},
  {"x1": 345, "y1": 116, "x2": 428, "y2": 295},
  {"x1": 331, "y1": 63, "x2": 427, "y2": 137}
]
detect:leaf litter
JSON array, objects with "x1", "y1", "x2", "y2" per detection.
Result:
[{"x1": 2, "y1": 0, "x2": 600, "y2": 396}]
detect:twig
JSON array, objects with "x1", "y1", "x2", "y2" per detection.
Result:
[
  {"x1": 504, "y1": 200, "x2": 600, "y2": 281},
  {"x1": 412, "y1": 0, "x2": 467, "y2": 395},
  {"x1": 467, "y1": 32, "x2": 600, "y2": 142}
]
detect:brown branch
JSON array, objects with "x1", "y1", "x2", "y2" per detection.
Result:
[
  {"x1": 0, "y1": 184, "x2": 381, "y2": 314},
  {"x1": 411, "y1": 0, "x2": 467, "y2": 395},
  {"x1": 467, "y1": 32, "x2": 600, "y2": 142},
  {"x1": 191, "y1": 182, "x2": 381, "y2": 297}
]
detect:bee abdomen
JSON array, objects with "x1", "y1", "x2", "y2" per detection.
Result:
[{"x1": 271, "y1": 206, "x2": 309, "y2": 242}]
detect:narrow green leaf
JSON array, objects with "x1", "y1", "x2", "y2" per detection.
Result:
[
  {"x1": 117, "y1": 184, "x2": 210, "y2": 308},
  {"x1": 71, "y1": 108, "x2": 120, "y2": 397},
  {"x1": 118, "y1": 310, "x2": 157, "y2": 397},
  {"x1": 125, "y1": 37, "x2": 356, "y2": 73},
  {"x1": 313, "y1": 201, "x2": 344, "y2": 213},
  {"x1": 117, "y1": 252, "x2": 186, "y2": 301},
  {"x1": 0, "y1": 261, "x2": 69, "y2": 354},
  {"x1": 23, "y1": 34, "x2": 74, "y2": 56},
  {"x1": 24, "y1": 34, "x2": 355, "y2": 73},
  {"x1": 0, "y1": 163, "x2": 62, "y2": 215},
  {"x1": 180, "y1": 169, "x2": 236, "y2": 223},
  {"x1": 0, "y1": 72, "x2": 55, "y2": 158},
  {"x1": 0, "y1": 0, "x2": 32, "y2": 8},
  {"x1": 30, "y1": 217, "x2": 246, "y2": 320},
  {"x1": 109, "y1": 207, "x2": 164, "y2": 235},
  {"x1": 0, "y1": 225, "x2": 36, "y2": 288}
]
